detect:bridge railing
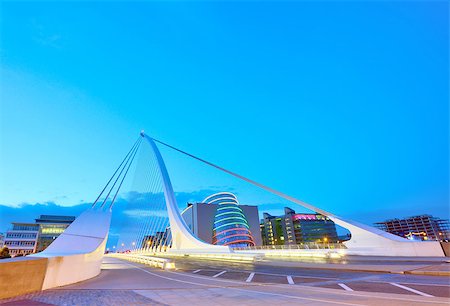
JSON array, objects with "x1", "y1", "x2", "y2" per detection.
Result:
[
  {"x1": 232, "y1": 243, "x2": 347, "y2": 251},
  {"x1": 108, "y1": 253, "x2": 175, "y2": 270}
]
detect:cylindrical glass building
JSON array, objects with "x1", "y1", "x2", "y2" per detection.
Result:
[{"x1": 203, "y1": 192, "x2": 255, "y2": 247}]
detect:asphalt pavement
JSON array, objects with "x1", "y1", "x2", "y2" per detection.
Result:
[
  {"x1": 2, "y1": 256, "x2": 449, "y2": 306},
  {"x1": 168, "y1": 256, "x2": 450, "y2": 298}
]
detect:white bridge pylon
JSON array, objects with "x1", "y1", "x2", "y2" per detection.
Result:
[
  {"x1": 142, "y1": 133, "x2": 230, "y2": 253},
  {"x1": 142, "y1": 132, "x2": 445, "y2": 257}
]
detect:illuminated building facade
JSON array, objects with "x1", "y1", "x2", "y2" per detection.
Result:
[
  {"x1": 374, "y1": 215, "x2": 450, "y2": 241},
  {"x1": 205, "y1": 192, "x2": 255, "y2": 247},
  {"x1": 181, "y1": 192, "x2": 262, "y2": 247},
  {"x1": 261, "y1": 207, "x2": 338, "y2": 245},
  {"x1": 262, "y1": 214, "x2": 284, "y2": 245},
  {"x1": 141, "y1": 231, "x2": 171, "y2": 251},
  {"x1": 35, "y1": 215, "x2": 76, "y2": 251}
]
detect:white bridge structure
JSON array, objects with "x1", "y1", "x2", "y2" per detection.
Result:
[
  {"x1": 4, "y1": 132, "x2": 445, "y2": 294},
  {"x1": 139, "y1": 132, "x2": 444, "y2": 258}
]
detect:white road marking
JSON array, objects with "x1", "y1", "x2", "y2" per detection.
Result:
[
  {"x1": 248, "y1": 271, "x2": 335, "y2": 280},
  {"x1": 287, "y1": 275, "x2": 295, "y2": 285},
  {"x1": 390, "y1": 283, "x2": 434, "y2": 297},
  {"x1": 121, "y1": 260, "x2": 444, "y2": 305},
  {"x1": 246, "y1": 272, "x2": 255, "y2": 283},
  {"x1": 170, "y1": 268, "x2": 446, "y2": 304},
  {"x1": 368, "y1": 280, "x2": 450, "y2": 287},
  {"x1": 213, "y1": 270, "x2": 227, "y2": 278},
  {"x1": 192, "y1": 269, "x2": 201, "y2": 274},
  {"x1": 338, "y1": 283, "x2": 354, "y2": 292},
  {"x1": 125, "y1": 262, "x2": 362, "y2": 306}
]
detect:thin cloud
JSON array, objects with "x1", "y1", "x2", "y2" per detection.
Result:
[{"x1": 31, "y1": 19, "x2": 62, "y2": 49}]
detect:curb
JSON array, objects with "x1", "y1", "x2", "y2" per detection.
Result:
[{"x1": 404, "y1": 270, "x2": 450, "y2": 276}]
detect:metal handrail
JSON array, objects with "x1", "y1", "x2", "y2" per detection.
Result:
[
  {"x1": 231, "y1": 243, "x2": 347, "y2": 251},
  {"x1": 109, "y1": 253, "x2": 174, "y2": 270}
]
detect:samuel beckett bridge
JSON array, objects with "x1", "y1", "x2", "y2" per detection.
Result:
[{"x1": 1, "y1": 132, "x2": 449, "y2": 305}]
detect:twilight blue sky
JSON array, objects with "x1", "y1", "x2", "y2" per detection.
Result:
[{"x1": 0, "y1": 1, "x2": 448, "y2": 232}]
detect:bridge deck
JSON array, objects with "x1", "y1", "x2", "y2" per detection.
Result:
[{"x1": 1, "y1": 257, "x2": 449, "y2": 306}]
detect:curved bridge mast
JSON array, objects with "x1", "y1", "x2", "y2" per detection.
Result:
[{"x1": 142, "y1": 132, "x2": 230, "y2": 253}]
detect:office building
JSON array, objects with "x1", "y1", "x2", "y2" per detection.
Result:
[
  {"x1": 4, "y1": 214, "x2": 75, "y2": 256},
  {"x1": 182, "y1": 192, "x2": 262, "y2": 247},
  {"x1": 35, "y1": 215, "x2": 76, "y2": 251},
  {"x1": 374, "y1": 215, "x2": 450, "y2": 241},
  {"x1": 4, "y1": 223, "x2": 40, "y2": 256},
  {"x1": 261, "y1": 207, "x2": 338, "y2": 245},
  {"x1": 141, "y1": 231, "x2": 171, "y2": 251}
]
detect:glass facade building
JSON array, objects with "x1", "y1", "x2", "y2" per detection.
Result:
[
  {"x1": 35, "y1": 215, "x2": 76, "y2": 252},
  {"x1": 261, "y1": 207, "x2": 338, "y2": 245},
  {"x1": 203, "y1": 192, "x2": 256, "y2": 248}
]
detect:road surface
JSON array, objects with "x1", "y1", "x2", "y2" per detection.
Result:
[{"x1": 2, "y1": 256, "x2": 449, "y2": 306}]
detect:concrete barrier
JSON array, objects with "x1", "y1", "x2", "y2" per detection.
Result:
[
  {"x1": 343, "y1": 240, "x2": 445, "y2": 257},
  {"x1": 0, "y1": 257, "x2": 47, "y2": 299},
  {"x1": 34, "y1": 237, "x2": 107, "y2": 290},
  {"x1": 235, "y1": 248, "x2": 343, "y2": 259},
  {"x1": 29, "y1": 209, "x2": 111, "y2": 290},
  {"x1": 0, "y1": 209, "x2": 111, "y2": 299}
]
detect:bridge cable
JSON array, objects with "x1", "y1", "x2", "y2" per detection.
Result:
[
  {"x1": 148, "y1": 136, "x2": 332, "y2": 217},
  {"x1": 91, "y1": 137, "x2": 141, "y2": 209},
  {"x1": 135, "y1": 151, "x2": 160, "y2": 252},
  {"x1": 145, "y1": 152, "x2": 164, "y2": 251},
  {"x1": 146, "y1": 168, "x2": 163, "y2": 252},
  {"x1": 137, "y1": 146, "x2": 161, "y2": 252},
  {"x1": 134, "y1": 147, "x2": 156, "y2": 252},
  {"x1": 108, "y1": 137, "x2": 142, "y2": 210},
  {"x1": 101, "y1": 137, "x2": 142, "y2": 209}
]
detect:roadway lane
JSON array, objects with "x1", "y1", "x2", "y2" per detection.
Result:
[{"x1": 168, "y1": 256, "x2": 450, "y2": 298}]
